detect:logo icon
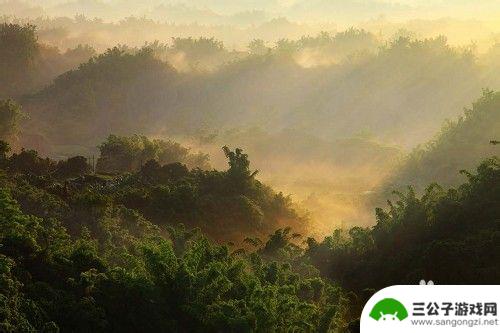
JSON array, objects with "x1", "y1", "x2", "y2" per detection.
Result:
[{"x1": 369, "y1": 298, "x2": 408, "y2": 321}]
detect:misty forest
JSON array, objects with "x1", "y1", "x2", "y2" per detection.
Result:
[{"x1": 0, "y1": 0, "x2": 499, "y2": 332}]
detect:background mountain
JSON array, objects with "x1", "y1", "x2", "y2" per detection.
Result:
[
  {"x1": 0, "y1": 20, "x2": 497, "y2": 233},
  {"x1": 0, "y1": 3, "x2": 499, "y2": 331},
  {"x1": 380, "y1": 89, "x2": 500, "y2": 193}
]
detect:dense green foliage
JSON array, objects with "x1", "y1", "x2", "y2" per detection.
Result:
[
  {"x1": 0, "y1": 142, "x2": 353, "y2": 332},
  {"x1": 1, "y1": 139, "x2": 306, "y2": 244},
  {"x1": 0, "y1": 19, "x2": 499, "y2": 333},
  {"x1": 96, "y1": 134, "x2": 209, "y2": 173},
  {"x1": 0, "y1": 187, "x2": 350, "y2": 331},
  {"x1": 113, "y1": 145, "x2": 306, "y2": 242},
  {"x1": 307, "y1": 157, "x2": 500, "y2": 292},
  {"x1": 0, "y1": 131, "x2": 498, "y2": 331}
]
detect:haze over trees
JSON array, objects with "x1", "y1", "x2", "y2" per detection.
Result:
[
  {"x1": 0, "y1": 134, "x2": 497, "y2": 331},
  {"x1": 381, "y1": 89, "x2": 500, "y2": 194},
  {"x1": 0, "y1": 22, "x2": 96, "y2": 99},
  {"x1": 0, "y1": 3, "x2": 499, "y2": 331},
  {"x1": 0, "y1": 100, "x2": 25, "y2": 143},
  {"x1": 6, "y1": 21, "x2": 496, "y2": 230}
]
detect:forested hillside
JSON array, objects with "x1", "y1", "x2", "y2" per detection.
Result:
[
  {"x1": 0, "y1": 137, "x2": 497, "y2": 331},
  {"x1": 382, "y1": 89, "x2": 500, "y2": 193},
  {"x1": 21, "y1": 47, "x2": 178, "y2": 155},
  {"x1": 0, "y1": 180, "x2": 343, "y2": 331},
  {"x1": 19, "y1": 29, "x2": 492, "y2": 153},
  {"x1": 0, "y1": 23, "x2": 95, "y2": 100},
  {"x1": 6, "y1": 22, "x2": 498, "y2": 228},
  {"x1": 0, "y1": 7, "x2": 499, "y2": 331},
  {"x1": 0, "y1": 137, "x2": 346, "y2": 331},
  {"x1": 307, "y1": 157, "x2": 500, "y2": 292},
  {"x1": 0, "y1": 131, "x2": 305, "y2": 242},
  {"x1": 1, "y1": 24, "x2": 491, "y2": 153}
]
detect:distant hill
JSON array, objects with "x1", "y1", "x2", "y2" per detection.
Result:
[
  {"x1": 22, "y1": 47, "x2": 178, "y2": 155},
  {"x1": 19, "y1": 31, "x2": 498, "y2": 158},
  {"x1": 381, "y1": 89, "x2": 500, "y2": 193}
]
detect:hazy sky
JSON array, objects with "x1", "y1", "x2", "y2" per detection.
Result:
[{"x1": 4, "y1": 0, "x2": 500, "y2": 23}]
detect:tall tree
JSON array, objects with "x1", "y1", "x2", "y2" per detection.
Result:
[
  {"x1": 0, "y1": 100, "x2": 25, "y2": 143},
  {"x1": 0, "y1": 23, "x2": 38, "y2": 98}
]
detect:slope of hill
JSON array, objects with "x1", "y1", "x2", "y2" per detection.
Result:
[
  {"x1": 381, "y1": 90, "x2": 500, "y2": 193},
  {"x1": 307, "y1": 156, "x2": 500, "y2": 292},
  {"x1": 22, "y1": 47, "x2": 178, "y2": 155},
  {"x1": 0, "y1": 135, "x2": 497, "y2": 332},
  {"x1": 17, "y1": 28, "x2": 495, "y2": 157}
]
